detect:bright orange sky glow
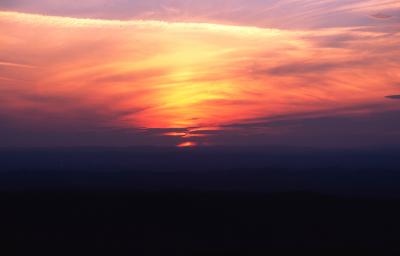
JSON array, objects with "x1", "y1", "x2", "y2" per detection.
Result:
[{"x1": 0, "y1": 9, "x2": 399, "y2": 147}]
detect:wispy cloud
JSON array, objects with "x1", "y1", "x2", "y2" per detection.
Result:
[{"x1": 0, "y1": 61, "x2": 35, "y2": 68}]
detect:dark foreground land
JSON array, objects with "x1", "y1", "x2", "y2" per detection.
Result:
[
  {"x1": 1, "y1": 190, "x2": 400, "y2": 255},
  {"x1": 1, "y1": 147, "x2": 400, "y2": 255}
]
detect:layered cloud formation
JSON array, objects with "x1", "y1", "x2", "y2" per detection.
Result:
[{"x1": 0, "y1": 1, "x2": 399, "y2": 147}]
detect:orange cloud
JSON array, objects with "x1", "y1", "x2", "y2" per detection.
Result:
[{"x1": 0, "y1": 11, "x2": 399, "y2": 145}]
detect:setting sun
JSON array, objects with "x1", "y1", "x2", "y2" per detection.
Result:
[{"x1": 177, "y1": 142, "x2": 198, "y2": 148}]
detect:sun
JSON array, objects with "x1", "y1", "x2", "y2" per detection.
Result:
[{"x1": 177, "y1": 141, "x2": 198, "y2": 148}]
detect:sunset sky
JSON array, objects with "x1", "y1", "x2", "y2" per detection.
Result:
[{"x1": 1, "y1": 1, "x2": 399, "y2": 147}]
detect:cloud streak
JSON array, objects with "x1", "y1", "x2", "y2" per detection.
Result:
[{"x1": 386, "y1": 95, "x2": 400, "y2": 99}]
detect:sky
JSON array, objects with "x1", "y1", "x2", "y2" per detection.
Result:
[{"x1": 0, "y1": 1, "x2": 399, "y2": 147}]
